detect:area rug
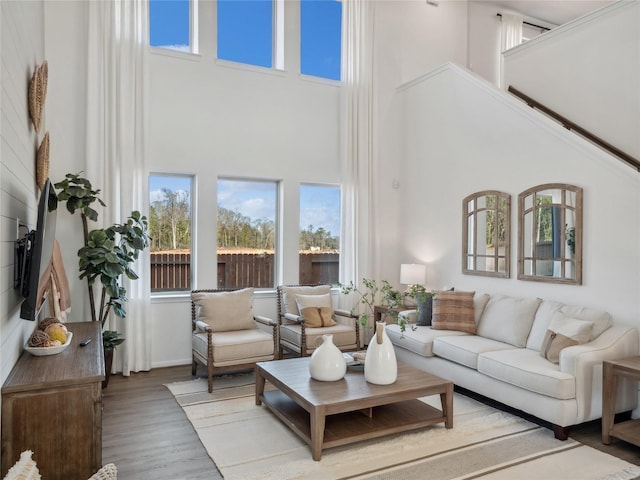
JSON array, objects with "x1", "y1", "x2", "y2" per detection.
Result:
[{"x1": 166, "y1": 376, "x2": 640, "y2": 480}]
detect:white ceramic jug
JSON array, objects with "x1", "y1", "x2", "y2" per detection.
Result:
[
  {"x1": 364, "y1": 322, "x2": 397, "y2": 385},
  {"x1": 309, "y1": 334, "x2": 347, "y2": 381}
]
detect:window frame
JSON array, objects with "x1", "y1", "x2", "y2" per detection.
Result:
[
  {"x1": 149, "y1": 173, "x2": 196, "y2": 296},
  {"x1": 215, "y1": 0, "x2": 284, "y2": 72},
  {"x1": 216, "y1": 177, "x2": 280, "y2": 290},
  {"x1": 149, "y1": 0, "x2": 199, "y2": 55}
]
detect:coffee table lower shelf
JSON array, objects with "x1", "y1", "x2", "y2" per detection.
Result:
[{"x1": 260, "y1": 389, "x2": 447, "y2": 455}]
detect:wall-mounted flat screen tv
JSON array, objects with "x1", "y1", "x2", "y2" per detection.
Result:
[{"x1": 19, "y1": 178, "x2": 58, "y2": 321}]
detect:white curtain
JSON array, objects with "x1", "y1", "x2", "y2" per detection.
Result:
[
  {"x1": 86, "y1": 0, "x2": 151, "y2": 375},
  {"x1": 340, "y1": 0, "x2": 375, "y2": 287},
  {"x1": 499, "y1": 13, "x2": 523, "y2": 88}
]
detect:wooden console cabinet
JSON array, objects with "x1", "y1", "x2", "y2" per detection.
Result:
[{"x1": 1, "y1": 322, "x2": 105, "y2": 479}]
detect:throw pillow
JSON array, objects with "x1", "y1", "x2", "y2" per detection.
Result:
[
  {"x1": 431, "y1": 290, "x2": 476, "y2": 334},
  {"x1": 281, "y1": 285, "x2": 332, "y2": 316},
  {"x1": 539, "y1": 312, "x2": 593, "y2": 364},
  {"x1": 416, "y1": 287, "x2": 454, "y2": 326},
  {"x1": 415, "y1": 293, "x2": 433, "y2": 326},
  {"x1": 295, "y1": 293, "x2": 337, "y2": 328},
  {"x1": 191, "y1": 288, "x2": 255, "y2": 332}
]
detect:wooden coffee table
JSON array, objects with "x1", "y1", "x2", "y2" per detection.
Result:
[{"x1": 255, "y1": 357, "x2": 453, "y2": 460}]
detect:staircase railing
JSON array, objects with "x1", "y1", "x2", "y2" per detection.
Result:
[{"x1": 508, "y1": 86, "x2": 640, "y2": 172}]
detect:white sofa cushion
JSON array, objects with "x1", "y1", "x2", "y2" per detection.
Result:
[
  {"x1": 560, "y1": 304, "x2": 612, "y2": 340},
  {"x1": 386, "y1": 324, "x2": 468, "y2": 357},
  {"x1": 527, "y1": 300, "x2": 613, "y2": 350},
  {"x1": 478, "y1": 348, "x2": 576, "y2": 400},
  {"x1": 526, "y1": 300, "x2": 564, "y2": 351},
  {"x1": 474, "y1": 293, "x2": 491, "y2": 323},
  {"x1": 477, "y1": 294, "x2": 542, "y2": 347},
  {"x1": 432, "y1": 335, "x2": 516, "y2": 369}
]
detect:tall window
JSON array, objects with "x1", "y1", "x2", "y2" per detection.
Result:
[
  {"x1": 149, "y1": 0, "x2": 194, "y2": 53},
  {"x1": 149, "y1": 175, "x2": 193, "y2": 292},
  {"x1": 300, "y1": 0, "x2": 342, "y2": 80},
  {"x1": 217, "y1": 0, "x2": 273, "y2": 68},
  {"x1": 299, "y1": 184, "x2": 340, "y2": 284},
  {"x1": 217, "y1": 179, "x2": 278, "y2": 288}
]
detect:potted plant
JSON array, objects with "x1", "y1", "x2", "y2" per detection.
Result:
[
  {"x1": 404, "y1": 284, "x2": 432, "y2": 327},
  {"x1": 54, "y1": 173, "x2": 150, "y2": 386},
  {"x1": 339, "y1": 278, "x2": 413, "y2": 335}
]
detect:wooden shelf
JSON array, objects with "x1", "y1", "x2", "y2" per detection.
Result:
[{"x1": 261, "y1": 389, "x2": 446, "y2": 450}]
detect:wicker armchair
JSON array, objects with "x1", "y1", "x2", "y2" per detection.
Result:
[
  {"x1": 276, "y1": 284, "x2": 360, "y2": 357},
  {"x1": 191, "y1": 288, "x2": 278, "y2": 392}
]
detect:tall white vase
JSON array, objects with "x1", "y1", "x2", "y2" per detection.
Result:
[
  {"x1": 365, "y1": 322, "x2": 397, "y2": 385},
  {"x1": 309, "y1": 334, "x2": 347, "y2": 381}
]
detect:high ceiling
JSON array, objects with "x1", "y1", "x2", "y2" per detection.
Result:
[{"x1": 487, "y1": 0, "x2": 615, "y2": 26}]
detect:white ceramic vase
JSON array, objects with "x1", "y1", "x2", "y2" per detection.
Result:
[
  {"x1": 364, "y1": 322, "x2": 398, "y2": 385},
  {"x1": 309, "y1": 334, "x2": 347, "y2": 381}
]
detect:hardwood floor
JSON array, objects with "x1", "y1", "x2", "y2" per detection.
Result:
[
  {"x1": 102, "y1": 366, "x2": 221, "y2": 480},
  {"x1": 102, "y1": 366, "x2": 640, "y2": 479}
]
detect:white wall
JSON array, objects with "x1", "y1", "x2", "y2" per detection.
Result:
[
  {"x1": 373, "y1": 1, "x2": 468, "y2": 286},
  {"x1": 0, "y1": 0, "x2": 45, "y2": 382},
  {"x1": 43, "y1": 0, "x2": 90, "y2": 321},
  {"x1": 504, "y1": 1, "x2": 640, "y2": 161},
  {"x1": 397, "y1": 64, "x2": 640, "y2": 328}
]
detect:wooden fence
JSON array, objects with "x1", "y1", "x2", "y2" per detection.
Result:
[{"x1": 150, "y1": 252, "x2": 339, "y2": 291}]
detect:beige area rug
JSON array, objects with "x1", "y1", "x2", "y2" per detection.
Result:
[{"x1": 166, "y1": 376, "x2": 640, "y2": 480}]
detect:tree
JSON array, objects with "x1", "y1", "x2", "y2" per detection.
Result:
[{"x1": 149, "y1": 188, "x2": 190, "y2": 251}]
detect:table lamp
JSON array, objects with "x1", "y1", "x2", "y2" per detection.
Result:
[{"x1": 400, "y1": 263, "x2": 426, "y2": 306}]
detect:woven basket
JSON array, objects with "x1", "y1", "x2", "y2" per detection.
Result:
[
  {"x1": 36, "y1": 131, "x2": 50, "y2": 191},
  {"x1": 28, "y1": 60, "x2": 48, "y2": 133}
]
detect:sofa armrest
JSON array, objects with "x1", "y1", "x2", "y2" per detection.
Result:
[
  {"x1": 283, "y1": 312, "x2": 303, "y2": 324},
  {"x1": 195, "y1": 320, "x2": 212, "y2": 333},
  {"x1": 560, "y1": 325, "x2": 639, "y2": 375},
  {"x1": 334, "y1": 308, "x2": 358, "y2": 319},
  {"x1": 255, "y1": 315, "x2": 277, "y2": 327},
  {"x1": 560, "y1": 325, "x2": 639, "y2": 421},
  {"x1": 398, "y1": 310, "x2": 418, "y2": 324}
]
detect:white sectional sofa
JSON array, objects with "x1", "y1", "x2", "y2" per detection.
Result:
[{"x1": 386, "y1": 292, "x2": 639, "y2": 439}]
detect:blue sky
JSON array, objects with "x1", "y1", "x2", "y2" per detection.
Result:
[{"x1": 149, "y1": 0, "x2": 341, "y2": 80}]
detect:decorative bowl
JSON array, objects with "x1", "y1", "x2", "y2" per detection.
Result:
[{"x1": 25, "y1": 331, "x2": 73, "y2": 356}]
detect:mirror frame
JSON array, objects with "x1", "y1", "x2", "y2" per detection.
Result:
[
  {"x1": 517, "y1": 183, "x2": 583, "y2": 285},
  {"x1": 462, "y1": 190, "x2": 511, "y2": 278}
]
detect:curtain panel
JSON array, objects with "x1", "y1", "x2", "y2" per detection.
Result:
[{"x1": 86, "y1": 0, "x2": 151, "y2": 375}]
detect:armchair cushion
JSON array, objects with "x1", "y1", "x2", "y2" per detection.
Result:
[
  {"x1": 281, "y1": 285, "x2": 331, "y2": 316},
  {"x1": 295, "y1": 293, "x2": 337, "y2": 328},
  {"x1": 191, "y1": 288, "x2": 255, "y2": 332}
]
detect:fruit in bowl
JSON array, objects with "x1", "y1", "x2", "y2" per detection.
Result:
[
  {"x1": 27, "y1": 318, "x2": 70, "y2": 348},
  {"x1": 44, "y1": 322, "x2": 68, "y2": 344}
]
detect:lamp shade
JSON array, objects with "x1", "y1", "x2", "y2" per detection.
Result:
[{"x1": 400, "y1": 264, "x2": 426, "y2": 285}]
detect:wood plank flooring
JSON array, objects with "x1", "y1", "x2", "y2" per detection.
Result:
[
  {"x1": 102, "y1": 366, "x2": 640, "y2": 479},
  {"x1": 102, "y1": 366, "x2": 221, "y2": 480}
]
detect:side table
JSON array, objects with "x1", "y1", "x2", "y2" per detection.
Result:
[
  {"x1": 602, "y1": 356, "x2": 640, "y2": 446},
  {"x1": 373, "y1": 305, "x2": 413, "y2": 325}
]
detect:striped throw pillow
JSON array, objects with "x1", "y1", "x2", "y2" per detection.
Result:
[{"x1": 431, "y1": 290, "x2": 476, "y2": 333}]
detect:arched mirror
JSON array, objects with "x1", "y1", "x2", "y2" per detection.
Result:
[
  {"x1": 518, "y1": 183, "x2": 582, "y2": 284},
  {"x1": 463, "y1": 191, "x2": 510, "y2": 278}
]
